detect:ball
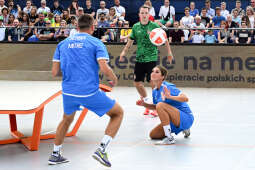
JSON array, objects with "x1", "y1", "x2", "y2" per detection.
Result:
[{"x1": 149, "y1": 28, "x2": 167, "y2": 46}]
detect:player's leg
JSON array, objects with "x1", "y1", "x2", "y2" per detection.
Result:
[
  {"x1": 134, "y1": 62, "x2": 150, "y2": 115},
  {"x1": 155, "y1": 102, "x2": 180, "y2": 145},
  {"x1": 48, "y1": 95, "x2": 80, "y2": 165},
  {"x1": 149, "y1": 123, "x2": 165, "y2": 139},
  {"x1": 84, "y1": 90, "x2": 123, "y2": 167}
]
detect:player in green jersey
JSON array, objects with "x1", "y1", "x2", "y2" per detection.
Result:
[{"x1": 119, "y1": 5, "x2": 174, "y2": 116}]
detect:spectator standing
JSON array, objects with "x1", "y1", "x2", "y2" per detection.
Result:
[
  {"x1": 8, "y1": 19, "x2": 24, "y2": 42},
  {"x1": 23, "y1": 0, "x2": 33, "y2": 14},
  {"x1": 189, "y1": 2, "x2": 199, "y2": 17},
  {"x1": 231, "y1": 0, "x2": 245, "y2": 18},
  {"x1": 51, "y1": 0, "x2": 63, "y2": 16},
  {"x1": 220, "y1": 2, "x2": 229, "y2": 20},
  {"x1": 168, "y1": 21, "x2": 184, "y2": 43},
  {"x1": 113, "y1": 0, "x2": 125, "y2": 21},
  {"x1": 0, "y1": 16, "x2": 6, "y2": 41},
  {"x1": 236, "y1": 22, "x2": 251, "y2": 44},
  {"x1": 84, "y1": 0, "x2": 95, "y2": 18},
  {"x1": 96, "y1": 1, "x2": 109, "y2": 20},
  {"x1": 212, "y1": 7, "x2": 225, "y2": 27},
  {"x1": 37, "y1": 0, "x2": 50, "y2": 15}
]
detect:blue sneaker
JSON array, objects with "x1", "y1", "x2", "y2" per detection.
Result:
[
  {"x1": 92, "y1": 148, "x2": 111, "y2": 167},
  {"x1": 48, "y1": 152, "x2": 69, "y2": 165}
]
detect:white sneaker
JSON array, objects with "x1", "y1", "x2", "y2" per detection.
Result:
[
  {"x1": 155, "y1": 136, "x2": 175, "y2": 145},
  {"x1": 183, "y1": 129, "x2": 190, "y2": 138}
]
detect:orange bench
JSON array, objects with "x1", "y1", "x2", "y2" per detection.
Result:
[{"x1": 0, "y1": 84, "x2": 112, "y2": 151}]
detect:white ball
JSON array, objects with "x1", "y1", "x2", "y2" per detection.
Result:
[{"x1": 149, "y1": 28, "x2": 167, "y2": 46}]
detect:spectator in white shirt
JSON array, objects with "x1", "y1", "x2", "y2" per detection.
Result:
[
  {"x1": 191, "y1": 15, "x2": 205, "y2": 29},
  {"x1": 96, "y1": 1, "x2": 109, "y2": 20},
  {"x1": 180, "y1": 7, "x2": 194, "y2": 41},
  {"x1": 188, "y1": 29, "x2": 205, "y2": 43},
  {"x1": 0, "y1": 0, "x2": 6, "y2": 15},
  {"x1": 37, "y1": 0, "x2": 50, "y2": 15},
  {"x1": 113, "y1": 0, "x2": 125, "y2": 21},
  {"x1": 220, "y1": 2, "x2": 229, "y2": 19},
  {"x1": 157, "y1": 0, "x2": 175, "y2": 27},
  {"x1": 23, "y1": 0, "x2": 32, "y2": 14}
]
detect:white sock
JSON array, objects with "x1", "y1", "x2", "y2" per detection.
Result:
[
  {"x1": 53, "y1": 144, "x2": 62, "y2": 155},
  {"x1": 163, "y1": 125, "x2": 172, "y2": 138},
  {"x1": 143, "y1": 97, "x2": 150, "y2": 104},
  {"x1": 99, "y1": 135, "x2": 113, "y2": 152}
]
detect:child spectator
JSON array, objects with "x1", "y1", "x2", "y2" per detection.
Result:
[
  {"x1": 205, "y1": 30, "x2": 217, "y2": 43},
  {"x1": 120, "y1": 21, "x2": 131, "y2": 43}
]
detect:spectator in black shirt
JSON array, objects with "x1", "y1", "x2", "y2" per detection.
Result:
[
  {"x1": 29, "y1": 7, "x2": 38, "y2": 25},
  {"x1": 68, "y1": 0, "x2": 79, "y2": 17},
  {"x1": 62, "y1": 9, "x2": 72, "y2": 24},
  {"x1": 169, "y1": 21, "x2": 184, "y2": 43},
  {"x1": 8, "y1": 19, "x2": 24, "y2": 42},
  {"x1": 51, "y1": 0, "x2": 64, "y2": 16},
  {"x1": 84, "y1": 0, "x2": 95, "y2": 18},
  {"x1": 201, "y1": 8, "x2": 210, "y2": 28},
  {"x1": 236, "y1": 22, "x2": 251, "y2": 44},
  {"x1": 37, "y1": 20, "x2": 55, "y2": 41}
]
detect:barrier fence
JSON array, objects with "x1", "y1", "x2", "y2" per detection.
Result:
[{"x1": 0, "y1": 43, "x2": 254, "y2": 88}]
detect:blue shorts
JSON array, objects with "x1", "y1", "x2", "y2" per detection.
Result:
[
  {"x1": 62, "y1": 90, "x2": 116, "y2": 117},
  {"x1": 170, "y1": 110, "x2": 194, "y2": 135}
]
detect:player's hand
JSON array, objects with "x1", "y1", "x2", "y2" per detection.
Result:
[
  {"x1": 161, "y1": 86, "x2": 171, "y2": 100},
  {"x1": 108, "y1": 78, "x2": 118, "y2": 87},
  {"x1": 119, "y1": 52, "x2": 125, "y2": 62},
  {"x1": 167, "y1": 55, "x2": 173, "y2": 64}
]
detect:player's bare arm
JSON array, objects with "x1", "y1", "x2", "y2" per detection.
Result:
[
  {"x1": 119, "y1": 38, "x2": 134, "y2": 62},
  {"x1": 98, "y1": 59, "x2": 118, "y2": 86}
]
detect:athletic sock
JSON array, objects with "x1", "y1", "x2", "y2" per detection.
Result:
[
  {"x1": 52, "y1": 144, "x2": 62, "y2": 156},
  {"x1": 163, "y1": 125, "x2": 172, "y2": 138},
  {"x1": 99, "y1": 135, "x2": 113, "y2": 152}
]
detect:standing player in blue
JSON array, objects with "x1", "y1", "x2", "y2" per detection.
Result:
[
  {"x1": 137, "y1": 65, "x2": 194, "y2": 144},
  {"x1": 48, "y1": 14, "x2": 124, "y2": 167}
]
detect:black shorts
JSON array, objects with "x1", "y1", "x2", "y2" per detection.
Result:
[{"x1": 134, "y1": 61, "x2": 157, "y2": 82}]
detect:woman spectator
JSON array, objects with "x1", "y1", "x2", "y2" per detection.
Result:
[
  {"x1": 144, "y1": 0, "x2": 155, "y2": 18},
  {"x1": 69, "y1": 20, "x2": 78, "y2": 37},
  {"x1": 108, "y1": 7, "x2": 118, "y2": 26},
  {"x1": 29, "y1": 7, "x2": 38, "y2": 25},
  {"x1": 217, "y1": 21, "x2": 229, "y2": 43},
  {"x1": 21, "y1": 13, "x2": 32, "y2": 41},
  {"x1": 54, "y1": 20, "x2": 70, "y2": 42},
  {"x1": 68, "y1": 0, "x2": 79, "y2": 17},
  {"x1": 7, "y1": 14, "x2": 15, "y2": 26},
  {"x1": 2, "y1": 7, "x2": 9, "y2": 26},
  {"x1": 246, "y1": 6, "x2": 254, "y2": 28},
  {"x1": 52, "y1": 14, "x2": 61, "y2": 28},
  {"x1": 8, "y1": 0, "x2": 21, "y2": 18},
  {"x1": 17, "y1": 11, "x2": 24, "y2": 22},
  {"x1": 242, "y1": 15, "x2": 251, "y2": 28}
]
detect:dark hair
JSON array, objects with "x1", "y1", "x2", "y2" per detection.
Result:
[
  {"x1": 139, "y1": 5, "x2": 150, "y2": 13},
  {"x1": 78, "y1": 14, "x2": 94, "y2": 30},
  {"x1": 155, "y1": 65, "x2": 168, "y2": 81}
]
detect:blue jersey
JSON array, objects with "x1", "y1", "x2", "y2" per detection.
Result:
[
  {"x1": 53, "y1": 33, "x2": 109, "y2": 96},
  {"x1": 152, "y1": 81, "x2": 192, "y2": 114}
]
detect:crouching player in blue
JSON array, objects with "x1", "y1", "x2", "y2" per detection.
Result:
[
  {"x1": 137, "y1": 65, "x2": 194, "y2": 144},
  {"x1": 48, "y1": 14, "x2": 123, "y2": 167}
]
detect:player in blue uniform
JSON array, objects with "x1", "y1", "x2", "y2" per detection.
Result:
[
  {"x1": 137, "y1": 65, "x2": 194, "y2": 144},
  {"x1": 48, "y1": 14, "x2": 123, "y2": 167}
]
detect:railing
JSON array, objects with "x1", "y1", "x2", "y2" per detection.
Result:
[{"x1": 0, "y1": 25, "x2": 255, "y2": 44}]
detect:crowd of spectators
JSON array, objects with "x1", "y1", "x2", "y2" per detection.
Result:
[{"x1": 0, "y1": 0, "x2": 254, "y2": 44}]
